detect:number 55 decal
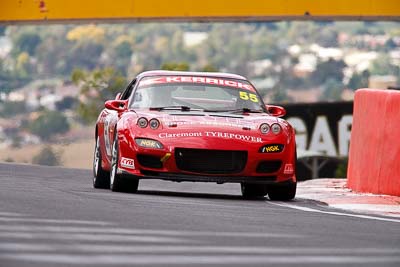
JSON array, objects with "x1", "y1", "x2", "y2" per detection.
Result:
[{"x1": 239, "y1": 91, "x2": 259, "y2": 103}]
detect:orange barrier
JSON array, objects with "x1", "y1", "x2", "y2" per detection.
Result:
[{"x1": 347, "y1": 89, "x2": 400, "y2": 196}]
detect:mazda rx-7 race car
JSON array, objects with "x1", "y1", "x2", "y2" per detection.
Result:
[{"x1": 93, "y1": 70, "x2": 297, "y2": 200}]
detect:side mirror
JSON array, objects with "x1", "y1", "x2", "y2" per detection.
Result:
[
  {"x1": 105, "y1": 100, "x2": 127, "y2": 112},
  {"x1": 266, "y1": 105, "x2": 286, "y2": 117}
]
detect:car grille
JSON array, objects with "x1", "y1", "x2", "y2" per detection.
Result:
[
  {"x1": 256, "y1": 160, "x2": 282, "y2": 173},
  {"x1": 175, "y1": 148, "x2": 247, "y2": 174},
  {"x1": 137, "y1": 154, "x2": 163, "y2": 169}
]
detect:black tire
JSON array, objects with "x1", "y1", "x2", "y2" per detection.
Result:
[
  {"x1": 110, "y1": 136, "x2": 139, "y2": 193},
  {"x1": 93, "y1": 136, "x2": 110, "y2": 189},
  {"x1": 241, "y1": 183, "x2": 268, "y2": 199},
  {"x1": 267, "y1": 182, "x2": 297, "y2": 201}
]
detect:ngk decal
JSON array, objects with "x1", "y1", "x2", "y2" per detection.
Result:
[
  {"x1": 120, "y1": 157, "x2": 135, "y2": 169},
  {"x1": 140, "y1": 76, "x2": 255, "y2": 91}
]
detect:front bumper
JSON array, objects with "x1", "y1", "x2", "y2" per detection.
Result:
[{"x1": 117, "y1": 133, "x2": 296, "y2": 185}]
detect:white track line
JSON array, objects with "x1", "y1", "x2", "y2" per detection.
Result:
[{"x1": 270, "y1": 202, "x2": 400, "y2": 223}]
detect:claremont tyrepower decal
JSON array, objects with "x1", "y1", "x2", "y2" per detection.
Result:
[{"x1": 158, "y1": 131, "x2": 263, "y2": 143}]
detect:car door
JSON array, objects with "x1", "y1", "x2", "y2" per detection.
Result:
[{"x1": 103, "y1": 79, "x2": 137, "y2": 161}]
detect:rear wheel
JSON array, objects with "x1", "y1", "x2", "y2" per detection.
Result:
[
  {"x1": 241, "y1": 183, "x2": 268, "y2": 199},
  {"x1": 93, "y1": 136, "x2": 110, "y2": 189},
  {"x1": 267, "y1": 182, "x2": 297, "y2": 201},
  {"x1": 110, "y1": 136, "x2": 139, "y2": 193}
]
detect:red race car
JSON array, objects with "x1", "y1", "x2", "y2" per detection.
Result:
[{"x1": 93, "y1": 70, "x2": 297, "y2": 200}]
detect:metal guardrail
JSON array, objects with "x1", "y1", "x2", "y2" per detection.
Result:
[{"x1": 297, "y1": 149, "x2": 345, "y2": 180}]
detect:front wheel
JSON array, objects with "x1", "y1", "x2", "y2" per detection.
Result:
[
  {"x1": 110, "y1": 136, "x2": 139, "y2": 193},
  {"x1": 241, "y1": 183, "x2": 268, "y2": 199},
  {"x1": 93, "y1": 136, "x2": 110, "y2": 189},
  {"x1": 267, "y1": 182, "x2": 297, "y2": 201}
]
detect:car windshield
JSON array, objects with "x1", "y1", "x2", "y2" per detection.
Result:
[{"x1": 130, "y1": 75, "x2": 265, "y2": 112}]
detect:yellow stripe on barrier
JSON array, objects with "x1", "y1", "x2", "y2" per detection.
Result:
[{"x1": 0, "y1": 0, "x2": 399, "y2": 23}]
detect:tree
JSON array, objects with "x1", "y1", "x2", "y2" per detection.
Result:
[
  {"x1": 317, "y1": 26, "x2": 339, "y2": 47},
  {"x1": 115, "y1": 41, "x2": 132, "y2": 58},
  {"x1": 63, "y1": 25, "x2": 106, "y2": 72},
  {"x1": 201, "y1": 64, "x2": 218, "y2": 72},
  {"x1": 32, "y1": 146, "x2": 62, "y2": 166},
  {"x1": 4, "y1": 157, "x2": 14, "y2": 163},
  {"x1": 28, "y1": 110, "x2": 70, "y2": 141},
  {"x1": 287, "y1": 22, "x2": 319, "y2": 45},
  {"x1": 112, "y1": 41, "x2": 133, "y2": 75},
  {"x1": 335, "y1": 158, "x2": 348, "y2": 178},
  {"x1": 55, "y1": 96, "x2": 78, "y2": 111},
  {"x1": 15, "y1": 52, "x2": 34, "y2": 78},
  {"x1": 66, "y1": 42, "x2": 104, "y2": 71},
  {"x1": 311, "y1": 59, "x2": 346, "y2": 86},
  {"x1": 270, "y1": 86, "x2": 291, "y2": 103},
  {"x1": 347, "y1": 70, "x2": 370, "y2": 90},
  {"x1": 72, "y1": 67, "x2": 127, "y2": 123},
  {"x1": 370, "y1": 54, "x2": 399, "y2": 76},
  {"x1": 0, "y1": 54, "x2": 33, "y2": 93},
  {"x1": 384, "y1": 38, "x2": 397, "y2": 51},
  {"x1": 11, "y1": 135, "x2": 22, "y2": 148},
  {"x1": 13, "y1": 32, "x2": 41, "y2": 55},
  {"x1": 66, "y1": 25, "x2": 105, "y2": 43},
  {"x1": 0, "y1": 101, "x2": 27, "y2": 117},
  {"x1": 320, "y1": 78, "x2": 344, "y2": 101},
  {"x1": 36, "y1": 35, "x2": 73, "y2": 76},
  {"x1": 161, "y1": 62, "x2": 190, "y2": 71}
]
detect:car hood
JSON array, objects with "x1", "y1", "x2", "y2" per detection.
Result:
[{"x1": 129, "y1": 109, "x2": 281, "y2": 131}]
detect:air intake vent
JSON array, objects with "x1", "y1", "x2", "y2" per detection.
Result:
[
  {"x1": 175, "y1": 148, "x2": 247, "y2": 174},
  {"x1": 256, "y1": 160, "x2": 282, "y2": 173},
  {"x1": 137, "y1": 154, "x2": 162, "y2": 169}
]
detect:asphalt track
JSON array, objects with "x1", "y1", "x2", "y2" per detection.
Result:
[{"x1": 0, "y1": 163, "x2": 399, "y2": 267}]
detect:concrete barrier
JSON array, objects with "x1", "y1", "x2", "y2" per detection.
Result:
[{"x1": 347, "y1": 89, "x2": 400, "y2": 196}]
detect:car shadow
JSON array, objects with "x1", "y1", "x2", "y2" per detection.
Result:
[{"x1": 136, "y1": 189, "x2": 267, "y2": 201}]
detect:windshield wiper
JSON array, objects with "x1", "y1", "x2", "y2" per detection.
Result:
[
  {"x1": 150, "y1": 106, "x2": 203, "y2": 112},
  {"x1": 205, "y1": 108, "x2": 264, "y2": 113}
]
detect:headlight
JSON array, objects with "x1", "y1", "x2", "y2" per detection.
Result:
[
  {"x1": 149, "y1": 119, "x2": 160, "y2": 130},
  {"x1": 271, "y1": 123, "x2": 282, "y2": 134},
  {"x1": 137, "y1": 117, "x2": 148, "y2": 128},
  {"x1": 135, "y1": 138, "x2": 163, "y2": 149},
  {"x1": 259, "y1": 123, "x2": 270, "y2": 134}
]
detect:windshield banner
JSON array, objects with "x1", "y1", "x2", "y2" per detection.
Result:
[{"x1": 139, "y1": 76, "x2": 255, "y2": 92}]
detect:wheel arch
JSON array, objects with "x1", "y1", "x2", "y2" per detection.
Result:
[{"x1": 95, "y1": 124, "x2": 98, "y2": 138}]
